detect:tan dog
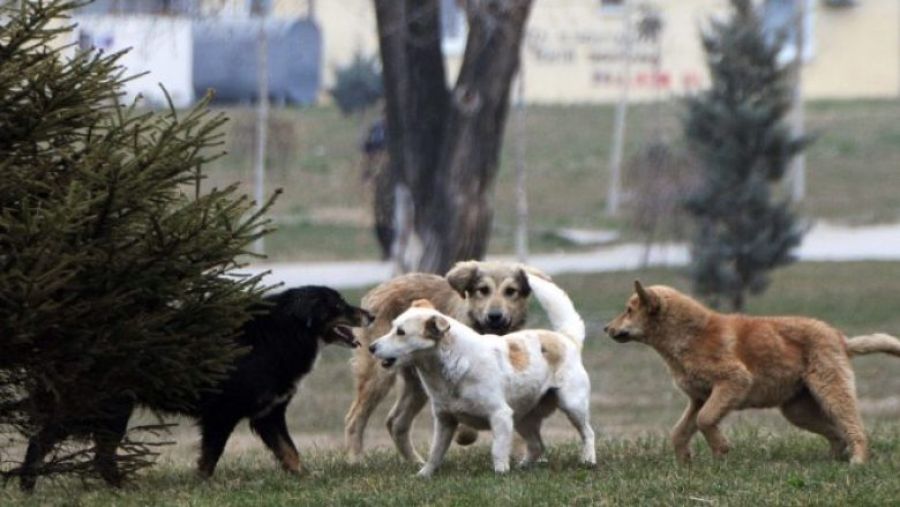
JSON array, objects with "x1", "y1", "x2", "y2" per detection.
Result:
[
  {"x1": 344, "y1": 261, "x2": 537, "y2": 463},
  {"x1": 604, "y1": 281, "x2": 900, "y2": 465}
]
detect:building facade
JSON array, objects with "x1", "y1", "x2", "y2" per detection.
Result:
[
  {"x1": 292, "y1": 0, "x2": 900, "y2": 103},
  {"x1": 62, "y1": 0, "x2": 900, "y2": 104}
]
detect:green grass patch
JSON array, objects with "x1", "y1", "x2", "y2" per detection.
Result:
[
  {"x1": 6, "y1": 430, "x2": 900, "y2": 506},
  {"x1": 264, "y1": 222, "x2": 380, "y2": 262},
  {"x1": 206, "y1": 99, "x2": 900, "y2": 261},
  {"x1": 4, "y1": 262, "x2": 899, "y2": 505}
]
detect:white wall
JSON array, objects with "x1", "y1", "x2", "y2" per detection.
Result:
[{"x1": 74, "y1": 16, "x2": 195, "y2": 108}]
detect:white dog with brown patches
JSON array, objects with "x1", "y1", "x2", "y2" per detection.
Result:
[{"x1": 369, "y1": 274, "x2": 595, "y2": 477}]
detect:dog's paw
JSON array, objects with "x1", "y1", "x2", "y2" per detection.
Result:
[
  {"x1": 675, "y1": 451, "x2": 693, "y2": 465},
  {"x1": 516, "y1": 457, "x2": 548, "y2": 469},
  {"x1": 829, "y1": 442, "x2": 849, "y2": 461},
  {"x1": 286, "y1": 466, "x2": 308, "y2": 478},
  {"x1": 416, "y1": 467, "x2": 435, "y2": 478},
  {"x1": 515, "y1": 459, "x2": 537, "y2": 469}
]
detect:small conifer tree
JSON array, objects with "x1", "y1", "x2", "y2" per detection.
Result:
[
  {"x1": 0, "y1": 0, "x2": 277, "y2": 482},
  {"x1": 683, "y1": 0, "x2": 809, "y2": 310},
  {"x1": 330, "y1": 53, "x2": 383, "y2": 116}
]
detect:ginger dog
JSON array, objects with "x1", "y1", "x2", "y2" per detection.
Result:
[
  {"x1": 605, "y1": 281, "x2": 900, "y2": 465},
  {"x1": 369, "y1": 274, "x2": 595, "y2": 476}
]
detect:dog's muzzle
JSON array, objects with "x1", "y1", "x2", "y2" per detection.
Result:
[
  {"x1": 476, "y1": 313, "x2": 511, "y2": 334},
  {"x1": 368, "y1": 343, "x2": 397, "y2": 368},
  {"x1": 604, "y1": 325, "x2": 632, "y2": 343}
]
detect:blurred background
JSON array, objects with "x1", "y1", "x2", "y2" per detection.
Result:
[{"x1": 55, "y1": 0, "x2": 900, "y2": 458}]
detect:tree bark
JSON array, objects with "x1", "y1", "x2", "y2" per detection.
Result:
[
  {"x1": 731, "y1": 291, "x2": 745, "y2": 312},
  {"x1": 374, "y1": 0, "x2": 534, "y2": 273}
]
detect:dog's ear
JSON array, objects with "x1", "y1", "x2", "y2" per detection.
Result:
[
  {"x1": 411, "y1": 299, "x2": 435, "y2": 309},
  {"x1": 519, "y1": 264, "x2": 552, "y2": 282},
  {"x1": 446, "y1": 261, "x2": 480, "y2": 297},
  {"x1": 424, "y1": 315, "x2": 450, "y2": 340},
  {"x1": 634, "y1": 280, "x2": 660, "y2": 314},
  {"x1": 514, "y1": 268, "x2": 532, "y2": 298}
]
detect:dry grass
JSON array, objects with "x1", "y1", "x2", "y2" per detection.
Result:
[
  {"x1": 146, "y1": 261, "x2": 900, "y2": 463},
  {"x1": 4, "y1": 262, "x2": 900, "y2": 505},
  {"x1": 200, "y1": 100, "x2": 900, "y2": 261}
]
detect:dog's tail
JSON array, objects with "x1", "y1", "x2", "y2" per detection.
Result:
[
  {"x1": 526, "y1": 273, "x2": 585, "y2": 346},
  {"x1": 846, "y1": 333, "x2": 900, "y2": 358}
]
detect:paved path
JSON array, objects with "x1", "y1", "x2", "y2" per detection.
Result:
[{"x1": 243, "y1": 223, "x2": 900, "y2": 289}]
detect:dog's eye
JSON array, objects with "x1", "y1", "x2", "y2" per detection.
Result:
[
  {"x1": 477, "y1": 287, "x2": 490, "y2": 296},
  {"x1": 504, "y1": 287, "x2": 517, "y2": 297},
  {"x1": 626, "y1": 307, "x2": 632, "y2": 315},
  {"x1": 396, "y1": 328, "x2": 405, "y2": 336}
]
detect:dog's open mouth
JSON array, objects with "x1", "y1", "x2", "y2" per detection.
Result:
[
  {"x1": 380, "y1": 357, "x2": 397, "y2": 368},
  {"x1": 475, "y1": 322, "x2": 511, "y2": 335},
  {"x1": 329, "y1": 324, "x2": 360, "y2": 348},
  {"x1": 611, "y1": 331, "x2": 631, "y2": 343}
]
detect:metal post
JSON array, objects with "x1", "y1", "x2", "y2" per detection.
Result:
[
  {"x1": 253, "y1": 15, "x2": 269, "y2": 255},
  {"x1": 790, "y1": 0, "x2": 808, "y2": 202},
  {"x1": 606, "y1": 0, "x2": 633, "y2": 216},
  {"x1": 514, "y1": 66, "x2": 529, "y2": 262}
]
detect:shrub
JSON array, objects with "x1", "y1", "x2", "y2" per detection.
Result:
[
  {"x1": 0, "y1": 0, "x2": 276, "y2": 483},
  {"x1": 682, "y1": 0, "x2": 810, "y2": 310},
  {"x1": 330, "y1": 52, "x2": 383, "y2": 115}
]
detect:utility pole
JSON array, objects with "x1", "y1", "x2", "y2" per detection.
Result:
[
  {"x1": 514, "y1": 65, "x2": 529, "y2": 262},
  {"x1": 790, "y1": 0, "x2": 808, "y2": 202},
  {"x1": 253, "y1": 6, "x2": 269, "y2": 255},
  {"x1": 606, "y1": 0, "x2": 633, "y2": 216}
]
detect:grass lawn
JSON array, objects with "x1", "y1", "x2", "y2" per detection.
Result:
[
  {"x1": 5, "y1": 261, "x2": 900, "y2": 505},
  {"x1": 203, "y1": 99, "x2": 900, "y2": 261},
  {"x1": 7, "y1": 434, "x2": 900, "y2": 506}
]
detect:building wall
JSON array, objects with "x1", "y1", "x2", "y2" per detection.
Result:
[
  {"x1": 198, "y1": 0, "x2": 376, "y2": 93},
  {"x1": 309, "y1": 0, "x2": 378, "y2": 91},
  {"x1": 74, "y1": 16, "x2": 195, "y2": 108},
  {"x1": 80, "y1": 0, "x2": 897, "y2": 104},
  {"x1": 514, "y1": 0, "x2": 722, "y2": 102},
  {"x1": 806, "y1": 0, "x2": 899, "y2": 98},
  {"x1": 307, "y1": 0, "x2": 899, "y2": 103}
]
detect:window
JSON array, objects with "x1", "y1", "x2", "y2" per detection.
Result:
[
  {"x1": 600, "y1": 0, "x2": 625, "y2": 11},
  {"x1": 249, "y1": 0, "x2": 273, "y2": 16},
  {"x1": 441, "y1": 0, "x2": 467, "y2": 56},
  {"x1": 76, "y1": 0, "x2": 194, "y2": 15},
  {"x1": 823, "y1": 0, "x2": 857, "y2": 7}
]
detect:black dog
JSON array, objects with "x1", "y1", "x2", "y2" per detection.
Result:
[{"x1": 19, "y1": 286, "x2": 372, "y2": 491}]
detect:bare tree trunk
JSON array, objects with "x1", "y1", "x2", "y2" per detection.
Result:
[
  {"x1": 374, "y1": 0, "x2": 534, "y2": 274},
  {"x1": 391, "y1": 183, "x2": 415, "y2": 275},
  {"x1": 513, "y1": 67, "x2": 528, "y2": 262}
]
